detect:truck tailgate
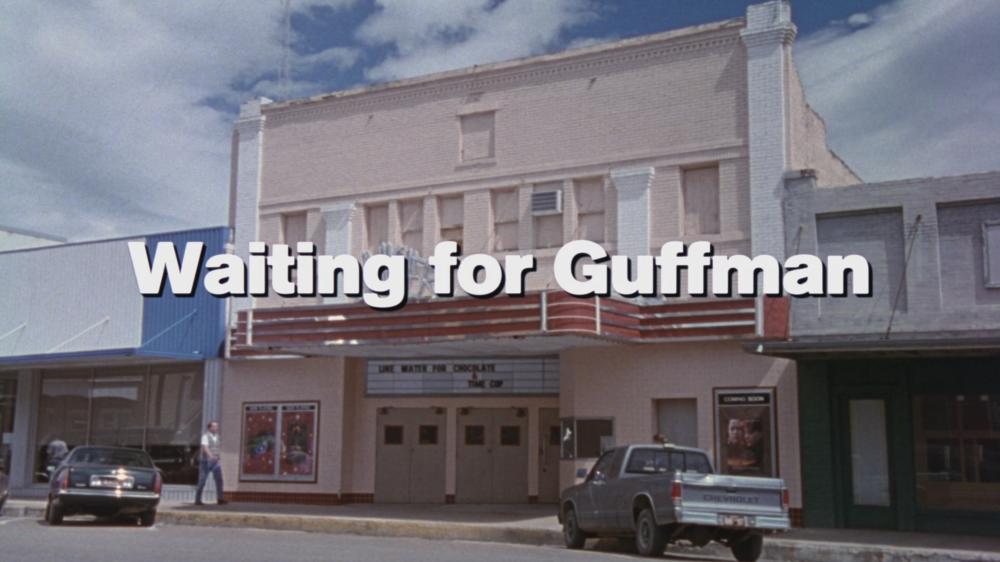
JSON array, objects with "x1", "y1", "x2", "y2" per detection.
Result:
[{"x1": 676, "y1": 473, "x2": 790, "y2": 531}]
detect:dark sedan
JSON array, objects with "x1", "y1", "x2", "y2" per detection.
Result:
[{"x1": 45, "y1": 446, "x2": 161, "y2": 526}]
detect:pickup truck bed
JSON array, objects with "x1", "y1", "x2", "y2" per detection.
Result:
[{"x1": 558, "y1": 444, "x2": 790, "y2": 561}]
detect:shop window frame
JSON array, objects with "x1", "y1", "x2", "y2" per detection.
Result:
[
  {"x1": 983, "y1": 220, "x2": 1000, "y2": 288},
  {"x1": 32, "y1": 364, "x2": 204, "y2": 485},
  {"x1": 499, "y1": 425, "x2": 521, "y2": 447},
  {"x1": 418, "y1": 425, "x2": 439, "y2": 446},
  {"x1": 559, "y1": 417, "x2": 615, "y2": 460},
  {"x1": 239, "y1": 401, "x2": 320, "y2": 483},
  {"x1": 464, "y1": 425, "x2": 486, "y2": 446}
]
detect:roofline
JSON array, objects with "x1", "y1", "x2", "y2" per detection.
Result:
[
  {"x1": 260, "y1": 17, "x2": 745, "y2": 114},
  {"x1": 0, "y1": 225, "x2": 230, "y2": 257},
  {"x1": 744, "y1": 336, "x2": 1000, "y2": 358},
  {"x1": 831, "y1": 170, "x2": 1000, "y2": 191},
  {"x1": 0, "y1": 346, "x2": 218, "y2": 368}
]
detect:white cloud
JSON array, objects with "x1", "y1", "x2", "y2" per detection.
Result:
[
  {"x1": 795, "y1": 0, "x2": 1000, "y2": 182},
  {"x1": 846, "y1": 13, "x2": 873, "y2": 28},
  {"x1": 0, "y1": 0, "x2": 356, "y2": 241},
  {"x1": 357, "y1": 0, "x2": 598, "y2": 82}
]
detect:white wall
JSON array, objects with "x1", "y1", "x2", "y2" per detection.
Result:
[{"x1": 0, "y1": 239, "x2": 144, "y2": 357}]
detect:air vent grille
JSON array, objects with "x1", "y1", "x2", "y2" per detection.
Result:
[{"x1": 531, "y1": 190, "x2": 562, "y2": 215}]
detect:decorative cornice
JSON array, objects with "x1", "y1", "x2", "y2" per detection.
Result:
[
  {"x1": 264, "y1": 33, "x2": 742, "y2": 124},
  {"x1": 740, "y1": 25, "x2": 797, "y2": 48}
]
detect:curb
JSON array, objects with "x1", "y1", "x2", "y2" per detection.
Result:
[
  {"x1": 5, "y1": 504, "x2": 1000, "y2": 562},
  {"x1": 160, "y1": 510, "x2": 563, "y2": 547}
]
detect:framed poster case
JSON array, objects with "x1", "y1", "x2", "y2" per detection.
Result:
[
  {"x1": 713, "y1": 388, "x2": 778, "y2": 478},
  {"x1": 239, "y1": 401, "x2": 319, "y2": 483}
]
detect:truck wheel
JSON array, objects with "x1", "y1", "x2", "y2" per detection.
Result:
[
  {"x1": 45, "y1": 498, "x2": 64, "y2": 526},
  {"x1": 562, "y1": 507, "x2": 587, "y2": 549},
  {"x1": 730, "y1": 532, "x2": 763, "y2": 562},
  {"x1": 634, "y1": 508, "x2": 667, "y2": 557},
  {"x1": 139, "y1": 510, "x2": 157, "y2": 527}
]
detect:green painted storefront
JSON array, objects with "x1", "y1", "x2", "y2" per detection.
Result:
[{"x1": 798, "y1": 356, "x2": 1000, "y2": 536}]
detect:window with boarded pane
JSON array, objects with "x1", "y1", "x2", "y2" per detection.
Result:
[
  {"x1": 492, "y1": 188, "x2": 519, "y2": 252},
  {"x1": 460, "y1": 112, "x2": 495, "y2": 161},
  {"x1": 281, "y1": 212, "x2": 308, "y2": 247},
  {"x1": 985, "y1": 221, "x2": 1000, "y2": 288},
  {"x1": 438, "y1": 195, "x2": 464, "y2": 250},
  {"x1": 366, "y1": 204, "x2": 389, "y2": 251},
  {"x1": 398, "y1": 199, "x2": 423, "y2": 252},
  {"x1": 682, "y1": 165, "x2": 720, "y2": 236},
  {"x1": 575, "y1": 178, "x2": 605, "y2": 243}
]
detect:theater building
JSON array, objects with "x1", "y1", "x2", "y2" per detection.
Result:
[
  {"x1": 0, "y1": 227, "x2": 228, "y2": 501},
  {"x1": 755, "y1": 170, "x2": 1000, "y2": 535},
  {"x1": 222, "y1": 1, "x2": 856, "y2": 516}
]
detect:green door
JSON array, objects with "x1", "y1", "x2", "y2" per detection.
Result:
[{"x1": 837, "y1": 390, "x2": 897, "y2": 529}]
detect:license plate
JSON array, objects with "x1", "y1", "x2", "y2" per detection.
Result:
[
  {"x1": 718, "y1": 514, "x2": 748, "y2": 528},
  {"x1": 90, "y1": 475, "x2": 134, "y2": 489}
]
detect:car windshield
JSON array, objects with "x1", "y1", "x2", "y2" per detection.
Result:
[{"x1": 70, "y1": 448, "x2": 153, "y2": 468}]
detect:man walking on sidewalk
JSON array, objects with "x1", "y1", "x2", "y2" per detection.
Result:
[{"x1": 195, "y1": 421, "x2": 228, "y2": 506}]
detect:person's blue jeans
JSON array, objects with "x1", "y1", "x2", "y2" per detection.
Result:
[{"x1": 195, "y1": 459, "x2": 224, "y2": 504}]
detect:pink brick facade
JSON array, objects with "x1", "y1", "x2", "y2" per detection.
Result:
[{"x1": 223, "y1": 2, "x2": 848, "y2": 511}]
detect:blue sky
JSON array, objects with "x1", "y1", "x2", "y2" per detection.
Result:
[{"x1": 2, "y1": 0, "x2": 998, "y2": 241}]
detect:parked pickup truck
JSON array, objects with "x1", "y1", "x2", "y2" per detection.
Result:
[{"x1": 558, "y1": 444, "x2": 790, "y2": 561}]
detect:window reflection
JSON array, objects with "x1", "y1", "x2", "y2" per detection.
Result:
[
  {"x1": 90, "y1": 370, "x2": 146, "y2": 448},
  {"x1": 33, "y1": 365, "x2": 203, "y2": 485},
  {"x1": 146, "y1": 366, "x2": 203, "y2": 484},
  {"x1": 914, "y1": 394, "x2": 1000, "y2": 511}
]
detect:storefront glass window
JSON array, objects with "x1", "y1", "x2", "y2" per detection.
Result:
[
  {"x1": 560, "y1": 418, "x2": 614, "y2": 459},
  {"x1": 145, "y1": 366, "x2": 203, "y2": 484},
  {"x1": 913, "y1": 394, "x2": 1000, "y2": 511},
  {"x1": 33, "y1": 365, "x2": 203, "y2": 485},
  {"x1": 90, "y1": 368, "x2": 146, "y2": 448},
  {"x1": 0, "y1": 377, "x2": 18, "y2": 476},
  {"x1": 35, "y1": 372, "x2": 90, "y2": 482}
]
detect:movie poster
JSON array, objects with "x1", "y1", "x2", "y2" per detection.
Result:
[
  {"x1": 714, "y1": 388, "x2": 777, "y2": 478},
  {"x1": 240, "y1": 402, "x2": 319, "y2": 482},
  {"x1": 241, "y1": 404, "x2": 278, "y2": 476},
  {"x1": 279, "y1": 403, "x2": 317, "y2": 478}
]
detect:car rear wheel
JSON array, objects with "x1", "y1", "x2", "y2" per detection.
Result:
[
  {"x1": 634, "y1": 508, "x2": 667, "y2": 557},
  {"x1": 45, "y1": 498, "x2": 64, "y2": 525},
  {"x1": 730, "y1": 532, "x2": 763, "y2": 562},
  {"x1": 139, "y1": 510, "x2": 156, "y2": 527},
  {"x1": 562, "y1": 507, "x2": 587, "y2": 549}
]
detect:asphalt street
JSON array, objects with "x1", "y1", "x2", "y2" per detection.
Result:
[{"x1": 0, "y1": 515, "x2": 752, "y2": 562}]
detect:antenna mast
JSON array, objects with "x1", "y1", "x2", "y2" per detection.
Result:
[{"x1": 279, "y1": 0, "x2": 291, "y2": 100}]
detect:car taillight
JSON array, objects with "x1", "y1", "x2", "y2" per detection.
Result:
[
  {"x1": 59, "y1": 469, "x2": 71, "y2": 490},
  {"x1": 781, "y1": 487, "x2": 790, "y2": 512},
  {"x1": 153, "y1": 473, "x2": 162, "y2": 494},
  {"x1": 671, "y1": 480, "x2": 682, "y2": 504}
]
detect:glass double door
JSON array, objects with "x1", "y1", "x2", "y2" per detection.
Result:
[{"x1": 837, "y1": 389, "x2": 898, "y2": 529}]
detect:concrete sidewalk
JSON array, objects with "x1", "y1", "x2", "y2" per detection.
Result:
[{"x1": 5, "y1": 499, "x2": 999, "y2": 561}]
